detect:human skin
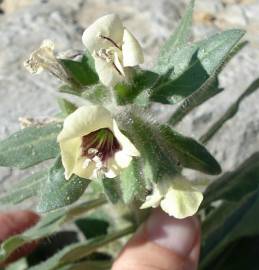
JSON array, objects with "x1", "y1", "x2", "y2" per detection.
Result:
[{"x1": 0, "y1": 209, "x2": 200, "y2": 270}]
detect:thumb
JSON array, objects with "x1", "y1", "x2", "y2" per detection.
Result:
[{"x1": 112, "y1": 209, "x2": 200, "y2": 270}]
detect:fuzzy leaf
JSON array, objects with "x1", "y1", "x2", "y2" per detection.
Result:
[
  {"x1": 201, "y1": 236, "x2": 259, "y2": 270},
  {"x1": 168, "y1": 41, "x2": 248, "y2": 126},
  {"x1": 119, "y1": 111, "x2": 179, "y2": 184},
  {"x1": 200, "y1": 77, "x2": 259, "y2": 143},
  {"x1": 37, "y1": 157, "x2": 90, "y2": 213},
  {"x1": 168, "y1": 78, "x2": 223, "y2": 125},
  {"x1": 6, "y1": 258, "x2": 28, "y2": 270},
  {"x1": 59, "y1": 85, "x2": 81, "y2": 96},
  {"x1": 75, "y1": 218, "x2": 109, "y2": 239},
  {"x1": 114, "y1": 69, "x2": 158, "y2": 106},
  {"x1": 81, "y1": 84, "x2": 111, "y2": 104},
  {"x1": 0, "y1": 171, "x2": 47, "y2": 206},
  {"x1": 120, "y1": 158, "x2": 146, "y2": 203},
  {"x1": 57, "y1": 260, "x2": 112, "y2": 270},
  {"x1": 0, "y1": 197, "x2": 106, "y2": 262},
  {"x1": 60, "y1": 51, "x2": 98, "y2": 87},
  {"x1": 200, "y1": 189, "x2": 259, "y2": 269},
  {"x1": 102, "y1": 178, "x2": 122, "y2": 204},
  {"x1": 151, "y1": 29, "x2": 245, "y2": 104},
  {"x1": 28, "y1": 226, "x2": 134, "y2": 270},
  {"x1": 58, "y1": 98, "x2": 77, "y2": 116},
  {"x1": 159, "y1": 0, "x2": 194, "y2": 58},
  {"x1": 202, "y1": 152, "x2": 259, "y2": 207},
  {"x1": 0, "y1": 123, "x2": 62, "y2": 169},
  {"x1": 27, "y1": 231, "x2": 79, "y2": 267},
  {"x1": 159, "y1": 125, "x2": 221, "y2": 175}
]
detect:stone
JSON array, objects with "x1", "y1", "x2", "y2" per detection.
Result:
[{"x1": 0, "y1": 0, "x2": 32, "y2": 14}]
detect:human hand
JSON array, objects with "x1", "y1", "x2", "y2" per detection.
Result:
[
  {"x1": 0, "y1": 211, "x2": 39, "y2": 266},
  {"x1": 113, "y1": 209, "x2": 200, "y2": 270},
  {"x1": 0, "y1": 209, "x2": 200, "y2": 270}
]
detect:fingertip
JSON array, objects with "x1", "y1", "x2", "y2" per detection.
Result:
[
  {"x1": 113, "y1": 209, "x2": 200, "y2": 270},
  {"x1": 146, "y1": 209, "x2": 200, "y2": 257},
  {"x1": 0, "y1": 211, "x2": 40, "y2": 266},
  {"x1": 0, "y1": 211, "x2": 40, "y2": 241}
]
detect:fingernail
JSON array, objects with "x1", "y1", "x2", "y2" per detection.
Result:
[{"x1": 146, "y1": 209, "x2": 199, "y2": 257}]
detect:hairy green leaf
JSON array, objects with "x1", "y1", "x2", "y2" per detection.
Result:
[
  {"x1": 201, "y1": 236, "x2": 259, "y2": 270},
  {"x1": 0, "y1": 171, "x2": 47, "y2": 205},
  {"x1": 28, "y1": 226, "x2": 134, "y2": 270},
  {"x1": 57, "y1": 98, "x2": 77, "y2": 116},
  {"x1": 200, "y1": 77, "x2": 259, "y2": 143},
  {"x1": 81, "y1": 84, "x2": 111, "y2": 104},
  {"x1": 60, "y1": 51, "x2": 98, "y2": 87},
  {"x1": 102, "y1": 178, "x2": 122, "y2": 204},
  {"x1": 37, "y1": 157, "x2": 90, "y2": 213},
  {"x1": 57, "y1": 260, "x2": 112, "y2": 270},
  {"x1": 0, "y1": 123, "x2": 62, "y2": 169},
  {"x1": 75, "y1": 218, "x2": 109, "y2": 239},
  {"x1": 119, "y1": 110, "x2": 179, "y2": 183},
  {"x1": 6, "y1": 258, "x2": 28, "y2": 270},
  {"x1": 159, "y1": 0, "x2": 195, "y2": 58},
  {"x1": 120, "y1": 158, "x2": 146, "y2": 203},
  {"x1": 200, "y1": 189, "x2": 259, "y2": 269},
  {"x1": 115, "y1": 69, "x2": 158, "y2": 106},
  {"x1": 202, "y1": 152, "x2": 259, "y2": 207},
  {"x1": 158, "y1": 125, "x2": 221, "y2": 175},
  {"x1": 0, "y1": 197, "x2": 107, "y2": 262},
  {"x1": 168, "y1": 41, "x2": 248, "y2": 126},
  {"x1": 151, "y1": 29, "x2": 245, "y2": 104},
  {"x1": 58, "y1": 85, "x2": 81, "y2": 96},
  {"x1": 27, "y1": 231, "x2": 79, "y2": 267},
  {"x1": 168, "y1": 78, "x2": 223, "y2": 126}
]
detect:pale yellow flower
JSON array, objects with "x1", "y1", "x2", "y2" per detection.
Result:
[
  {"x1": 82, "y1": 14, "x2": 144, "y2": 87},
  {"x1": 24, "y1": 39, "x2": 67, "y2": 81},
  {"x1": 57, "y1": 105, "x2": 140, "y2": 180},
  {"x1": 140, "y1": 177, "x2": 203, "y2": 219},
  {"x1": 24, "y1": 40, "x2": 56, "y2": 74}
]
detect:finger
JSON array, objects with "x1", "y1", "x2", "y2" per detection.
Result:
[
  {"x1": 112, "y1": 209, "x2": 200, "y2": 270},
  {"x1": 0, "y1": 211, "x2": 40, "y2": 265}
]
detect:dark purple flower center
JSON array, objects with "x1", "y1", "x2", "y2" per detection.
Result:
[{"x1": 81, "y1": 128, "x2": 121, "y2": 162}]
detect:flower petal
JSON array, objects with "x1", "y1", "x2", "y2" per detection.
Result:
[
  {"x1": 105, "y1": 158, "x2": 121, "y2": 178},
  {"x1": 114, "y1": 150, "x2": 132, "y2": 169},
  {"x1": 94, "y1": 56, "x2": 123, "y2": 87},
  {"x1": 59, "y1": 137, "x2": 78, "y2": 178},
  {"x1": 57, "y1": 105, "x2": 113, "y2": 142},
  {"x1": 112, "y1": 119, "x2": 140, "y2": 157},
  {"x1": 59, "y1": 137, "x2": 97, "y2": 180},
  {"x1": 140, "y1": 186, "x2": 163, "y2": 209},
  {"x1": 82, "y1": 14, "x2": 124, "y2": 53},
  {"x1": 122, "y1": 28, "x2": 144, "y2": 67},
  {"x1": 160, "y1": 178, "x2": 203, "y2": 219},
  {"x1": 24, "y1": 39, "x2": 56, "y2": 74},
  {"x1": 73, "y1": 157, "x2": 96, "y2": 179}
]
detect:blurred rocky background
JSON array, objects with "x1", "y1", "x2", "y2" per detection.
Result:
[{"x1": 0, "y1": 0, "x2": 259, "y2": 191}]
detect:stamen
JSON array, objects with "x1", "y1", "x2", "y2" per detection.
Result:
[
  {"x1": 113, "y1": 62, "x2": 123, "y2": 76},
  {"x1": 96, "y1": 49, "x2": 123, "y2": 76},
  {"x1": 81, "y1": 128, "x2": 121, "y2": 163},
  {"x1": 93, "y1": 155, "x2": 102, "y2": 165},
  {"x1": 83, "y1": 158, "x2": 91, "y2": 169},
  {"x1": 99, "y1": 34, "x2": 121, "y2": 49},
  {"x1": 88, "y1": 148, "x2": 98, "y2": 155}
]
